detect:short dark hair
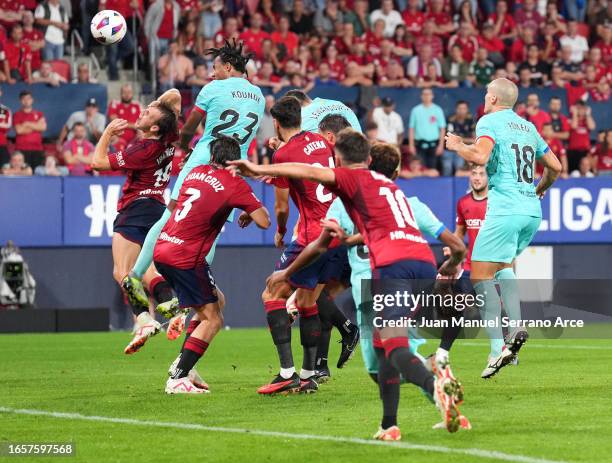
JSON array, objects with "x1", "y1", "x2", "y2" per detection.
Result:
[
  {"x1": 210, "y1": 135, "x2": 241, "y2": 166},
  {"x1": 72, "y1": 121, "x2": 85, "y2": 129},
  {"x1": 335, "y1": 129, "x2": 370, "y2": 164},
  {"x1": 456, "y1": 100, "x2": 468, "y2": 107},
  {"x1": 270, "y1": 96, "x2": 302, "y2": 129},
  {"x1": 318, "y1": 114, "x2": 350, "y2": 136},
  {"x1": 369, "y1": 143, "x2": 400, "y2": 179},
  {"x1": 154, "y1": 102, "x2": 178, "y2": 142},
  {"x1": 284, "y1": 89, "x2": 311, "y2": 105},
  {"x1": 206, "y1": 39, "x2": 253, "y2": 74},
  {"x1": 19, "y1": 90, "x2": 31, "y2": 99}
]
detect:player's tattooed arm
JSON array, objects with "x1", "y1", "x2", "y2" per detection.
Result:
[
  {"x1": 91, "y1": 119, "x2": 128, "y2": 171},
  {"x1": 535, "y1": 150, "x2": 562, "y2": 199},
  {"x1": 445, "y1": 133, "x2": 494, "y2": 165},
  {"x1": 228, "y1": 160, "x2": 337, "y2": 186}
]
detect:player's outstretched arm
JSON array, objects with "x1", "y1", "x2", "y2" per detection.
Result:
[
  {"x1": 535, "y1": 150, "x2": 562, "y2": 199},
  {"x1": 179, "y1": 108, "x2": 204, "y2": 153},
  {"x1": 91, "y1": 119, "x2": 128, "y2": 171},
  {"x1": 445, "y1": 133, "x2": 494, "y2": 165},
  {"x1": 249, "y1": 206, "x2": 271, "y2": 229},
  {"x1": 157, "y1": 88, "x2": 181, "y2": 116},
  {"x1": 229, "y1": 160, "x2": 337, "y2": 186},
  {"x1": 437, "y1": 229, "x2": 467, "y2": 277}
]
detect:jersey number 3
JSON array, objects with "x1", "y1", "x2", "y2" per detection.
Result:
[
  {"x1": 174, "y1": 188, "x2": 200, "y2": 222},
  {"x1": 211, "y1": 110, "x2": 259, "y2": 145}
]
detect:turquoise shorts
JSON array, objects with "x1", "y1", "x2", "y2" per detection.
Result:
[{"x1": 472, "y1": 214, "x2": 541, "y2": 264}]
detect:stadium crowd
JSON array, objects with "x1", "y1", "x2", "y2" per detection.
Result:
[{"x1": 0, "y1": 0, "x2": 610, "y2": 178}]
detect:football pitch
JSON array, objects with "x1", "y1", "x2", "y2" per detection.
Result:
[{"x1": 1, "y1": 329, "x2": 611, "y2": 463}]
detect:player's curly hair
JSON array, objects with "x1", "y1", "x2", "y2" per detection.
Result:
[
  {"x1": 369, "y1": 143, "x2": 400, "y2": 179},
  {"x1": 205, "y1": 39, "x2": 253, "y2": 75}
]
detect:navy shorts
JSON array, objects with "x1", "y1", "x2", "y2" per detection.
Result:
[
  {"x1": 113, "y1": 198, "x2": 166, "y2": 245},
  {"x1": 275, "y1": 241, "x2": 349, "y2": 290},
  {"x1": 371, "y1": 259, "x2": 437, "y2": 322},
  {"x1": 154, "y1": 261, "x2": 218, "y2": 309}
]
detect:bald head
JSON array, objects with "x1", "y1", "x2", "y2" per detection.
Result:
[{"x1": 487, "y1": 78, "x2": 518, "y2": 108}]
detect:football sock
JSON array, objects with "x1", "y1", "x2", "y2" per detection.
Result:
[
  {"x1": 439, "y1": 318, "x2": 461, "y2": 352},
  {"x1": 474, "y1": 280, "x2": 505, "y2": 357},
  {"x1": 181, "y1": 319, "x2": 201, "y2": 352},
  {"x1": 318, "y1": 290, "x2": 353, "y2": 336},
  {"x1": 149, "y1": 276, "x2": 174, "y2": 305},
  {"x1": 376, "y1": 347, "x2": 400, "y2": 429},
  {"x1": 132, "y1": 208, "x2": 171, "y2": 278},
  {"x1": 495, "y1": 268, "x2": 522, "y2": 322},
  {"x1": 280, "y1": 367, "x2": 296, "y2": 379},
  {"x1": 315, "y1": 313, "x2": 333, "y2": 370},
  {"x1": 298, "y1": 304, "x2": 321, "y2": 373},
  {"x1": 131, "y1": 301, "x2": 149, "y2": 317},
  {"x1": 172, "y1": 338, "x2": 208, "y2": 379},
  {"x1": 384, "y1": 337, "x2": 434, "y2": 396},
  {"x1": 436, "y1": 347, "x2": 449, "y2": 363},
  {"x1": 300, "y1": 369, "x2": 315, "y2": 380},
  {"x1": 265, "y1": 301, "x2": 294, "y2": 369}
]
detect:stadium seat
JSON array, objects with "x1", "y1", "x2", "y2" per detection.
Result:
[{"x1": 49, "y1": 60, "x2": 71, "y2": 82}]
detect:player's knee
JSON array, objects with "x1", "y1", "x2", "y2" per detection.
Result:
[{"x1": 209, "y1": 311, "x2": 224, "y2": 333}]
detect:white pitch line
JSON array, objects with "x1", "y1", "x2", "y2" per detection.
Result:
[
  {"x1": 459, "y1": 342, "x2": 612, "y2": 350},
  {"x1": 0, "y1": 407, "x2": 569, "y2": 463}
]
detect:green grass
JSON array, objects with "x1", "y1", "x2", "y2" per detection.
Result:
[{"x1": 0, "y1": 330, "x2": 611, "y2": 463}]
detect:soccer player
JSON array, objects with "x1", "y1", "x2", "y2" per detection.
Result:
[
  {"x1": 122, "y1": 39, "x2": 265, "y2": 315},
  {"x1": 257, "y1": 96, "x2": 348, "y2": 395},
  {"x1": 285, "y1": 89, "x2": 362, "y2": 133},
  {"x1": 91, "y1": 90, "x2": 180, "y2": 354},
  {"x1": 156, "y1": 136, "x2": 270, "y2": 394},
  {"x1": 229, "y1": 129, "x2": 467, "y2": 434},
  {"x1": 445, "y1": 78, "x2": 562, "y2": 378}
]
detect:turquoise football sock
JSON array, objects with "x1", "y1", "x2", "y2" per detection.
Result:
[
  {"x1": 132, "y1": 208, "x2": 172, "y2": 278},
  {"x1": 474, "y1": 280, "x2": 505, "y2": 357},
  {"x1": 495, "y1": 267, "x2": 522, "y2": 323}
]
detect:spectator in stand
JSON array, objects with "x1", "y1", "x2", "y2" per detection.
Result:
[
  {"x1": 13, "y1": 91, "x2": 46, "y2": 168},
  {"x1": 32, "y1": 60, "x2": 66, "y2": 86},
  {"x1": 379, "y1": 59, "x2": 412, "y2": 87},
  {"x1": 341, "y1": 61, "x2": 374, "y2": 87},
  {"x1": 240, "y1": 13, "x2": 269, "y2": 60},
  {"x1": 371, "y1": 97, "x2": 404, "y2": 146},
  {"x1": 370, "y1": 0, "x2": 403, "y2": 38},
  {"x1": 504, "y1": 61, "x2": 519, "y2": 83},
  {"x1": 514, "y1": 0, "x2": 543, "y2": 34},
  {"x1": 365, "y1": 19, "x2": 386, "y2": 55},
  {"x1": 334, "y1": 22, "x2": 357, "y2": 56},
  {"x1": 344, "y1": 0, "x2": 370, "y2": 37},
  {"x1": 107, "y1": 84, "x2": 142, "y2": 145},
  {"x1": 253, "y1": 61, "x2": 285, "y2": 91},
  {"x1": 186, "y1": 62, "x2": 211, "y2": 86},
  {"x1": 415, "y1": 19, "x2": 443, "y2": 59},
  {"x1": 517, "y1": 67, "x2": 533, "y2": 88},
  {"x1": 582, "y1": 64, "x2": 600, "y2": 90},
  {"x1": 545, "y1": 2, "x2": 567, "y2": 35},
  {"x1": 524, "y1": 93, "x2": 551, "y2": 133},
  {"x1": 401, "y1": 0, "x2": 425, "y2": 36},
  {"x1": 158, "y1": 40, "x2": 194, "y2": 91},
  {"x1": 35, "y1": 154, "x2": 68, "y2": 176},
  {"x1": 0, "y1": 88, "x2": 10, "y2": 166},
  {"x1": 21, "y1": 11, "x2": 44, "y2": 72},
  {"x1": 144, "y1": 0, "x2": 180, "y2": 62},
  {"x1": 469, "y1": 48, "x2": 495, "y2": 88},
  {"x1": 548, "y1": 97, "x2": 570, "y2": 141},
  {"x1": 442, "y1": 100, "x2": 474, "y2": 176},
  {"x1": 567, "y1": 101, "x2": 596, "y2": 172},
  {"x1": 314, "y1": 0, "x2": 342, "y2": 37},
  {"x1": 509, "y1": 26, "x2": 536, "y2": 64},
  {"x1": 590, "y1": 78, "x2": 610, "y2": 102},
  {"x1": 539, "y1": 122, "x2": 569, "y2": 178},
  {"x1": 540, "y1": 20, "x2": 562, "y2": 62},
  {"x1": 0, "y1": 1, "x2": 24, "y2": 30},
  {"x1": 290, "y1": 0, "x2": 314, "y2": 35},
  {"x1": 594, "y1": 26, "x2": 611, "y2": 67},
  {"x1": 72, "y1": 62, "x2": 97, "y2": 83},
  {"x1": 271, "y1": 16, "x2": 299, "y2": 58},
  {"x1": 399, "y1": 157, "x2": 440, "y2": 178},
  {"x1": 519, "y1": 44, "x2": 550, "y2": 87},
  {"x1": 34, "y1": 0, "x2": 68, "y2": 60},
  {"x1": 3, "y1": 24, "x2": 33, "y2": 84},
  {"x1": 177, "y1": 19, "x2": 201, "y2": 60},
  {"x1": 2, "y1": 151, "x2": 32, "y2": 176},
  {"x1": 560, "y1": 21, "x2": 589, "y2": 64},
  {"x1": 426, "y1": 0, "x2": 455, "y2": 39},
  {"x1": 592, "y1": 129, "x2": 612, "y2": 176},
  {"x1": 454, "y1": 0, "x2": 478, "y2": 34},
  {"x1": 62, "y1": 122, "x2": 96, "y2": 176},
  {"x1": 570, "y1": 156, "x2": 595, "y2": 177},
  {"x1": 489, "y1": 0, "x2": 516, "y2": 45},
  {"x1": 214, "y1": 17, "x2": 240, "y2": 47},
  {"x1": 391, "y1": 24, "x2": 415, "y2": 58},
  {"x1": 408, "y1": 88, "x2": 446, "y2": 171},
  {"x1": 583, "y1": 48, "x2": 607, "y2": 82},
  {"x1": 313, "y1": 62, "x2": 339, "y2": 86},
  {"x1": 57, "y1": 98, "x2": 106, "y2": 149},
  {"x1": 554, "y1": 45, "x2": 584, "y2": 84},
  {"x1": 549, "y1": 65, "x2": 568, "y2": 89},
  {"x1": 365, "y1": 121, "x2": 381, "y2": 144},
  {"x1": 407, "y1": 44, "x2": 441, "y2": 86},
  {"x1": 418, "y1": 62, "x2": 446, "y2": 88},
  {"x1": 199, "y1": 0, "x2": 223, "y2": 39},
  {"x1": 447, "y1": 21, "x2": 479, "y2": 63},
  {"x1": 478, "y1": 23, "x2": 505, "y2": 67}
]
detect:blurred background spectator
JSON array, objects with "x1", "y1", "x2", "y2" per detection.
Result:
[
  {"x1": 35, "y1": 153, "x2": 68, "y2": 176},
  {"x1": 408, "y1": 88, "x2": 446, "y2": 171},
  {"x1": 2, "y1": 151, "x2": 33, "y2": 176},
  {"x1": 13, "y1": 91, "x2": 46, "y2": 168}
]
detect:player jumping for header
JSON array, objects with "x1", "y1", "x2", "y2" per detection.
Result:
[
  {"x1": 91, "y1": 89, "x2": 181, "y2": 354},
  {"x1": 229, "y1": 128, "x2": 468, "y2": 434},
  {"x1": 445, "y1": 78, "x2": 562, "y2": 379},
  {"x1": 122, "y1": 39, "x2": 265, "y2": 326}
]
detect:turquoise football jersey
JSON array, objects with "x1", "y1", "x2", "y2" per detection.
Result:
[
  {"x1": 475, "y1": 109, "x2": 549, "y2": 217},
  {"x1": 326, "y1": 195, "x2": 445, "y2": 297},
  {"x1": 191, "y1": 77, "x2": 265, "y2": 164},
  {"x1": 301, "y1": 97, "x2": 362, "y2": 133}
]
